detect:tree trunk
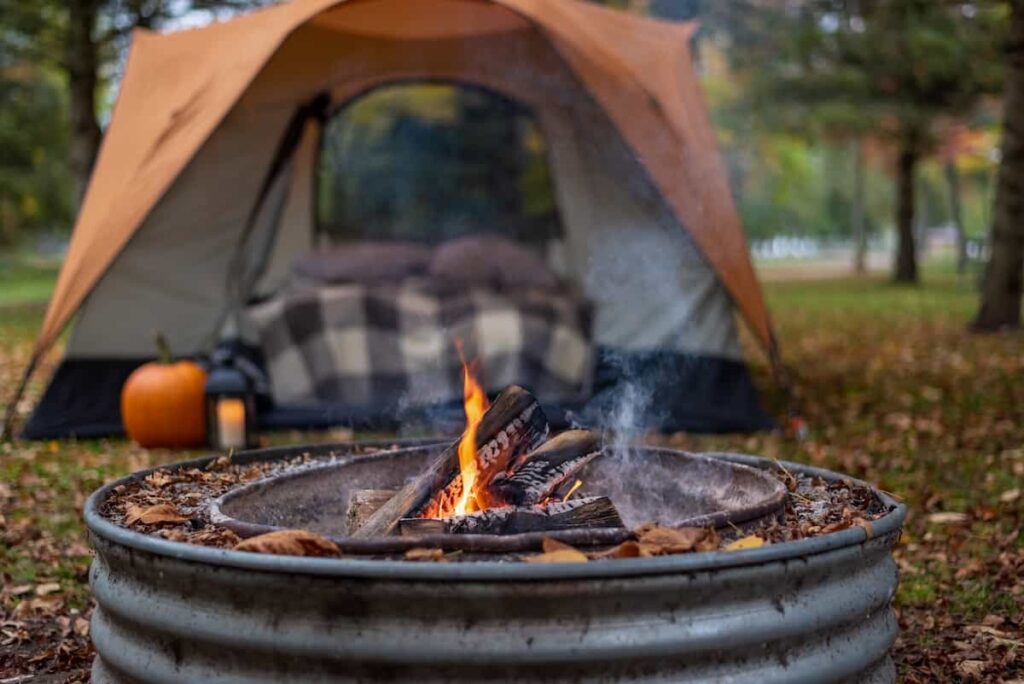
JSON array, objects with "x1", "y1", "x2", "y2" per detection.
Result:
[
  {"x1": 944, "y1": 159, "x2": 968, "y2": 276},
  {"x1": 893, "y1": 136, "x2": 920, "y2": 283},
  {"x1": 852, "y1": 138, "x2": 867, "y2": 274},
  {"x1": 973, "y1": 1, "x2": 1024, "y2": 330},
  {"x1": 66, "y1": 0, "x2": 103, "y2": 207}
]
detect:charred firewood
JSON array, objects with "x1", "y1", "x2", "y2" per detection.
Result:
[
  {"x1": 345, "y1": 489, "x2": 398, "y2": 535},
  {"x1": 485, "y1": 430, "x2": 603, "y2": 507},
  {"x1": 397, "y1": 496, "x2": 623, "y2": 536},
  {"x1": 353, "y1": 386, "x2": 549, "y2": 538}
]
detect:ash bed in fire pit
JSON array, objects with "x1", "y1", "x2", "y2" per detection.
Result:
[
  {"x1": 208, "y1": 441, "x2": 788, "y2": 554},
  {"x1": 86, "y1": 434, "x2": 905, "y2": 683}
]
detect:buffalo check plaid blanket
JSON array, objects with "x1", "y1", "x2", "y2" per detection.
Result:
[{"x1": 245, "y1": 281, "x2": 594, "y2": 410}]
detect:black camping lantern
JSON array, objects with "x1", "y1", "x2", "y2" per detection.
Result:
[{"x1": 205, "y1": 356, "x2": 257, "y2": 450}]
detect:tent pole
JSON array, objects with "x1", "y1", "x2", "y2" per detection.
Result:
[{"x1": 2, "y1": 352, "x2": 38, "y2": 442}]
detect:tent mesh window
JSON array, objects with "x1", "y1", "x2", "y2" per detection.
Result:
[{"x1": 317, "y1": 83, "x2": 563, "y2": 250}]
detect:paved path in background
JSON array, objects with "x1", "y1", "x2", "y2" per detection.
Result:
[{"x1": 755, "y1": 254, "x2": 890, "y2": 282}]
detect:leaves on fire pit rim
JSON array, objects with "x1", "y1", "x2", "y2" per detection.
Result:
[
  {"x1": 633, "y1": 524, "x2": 720, "y2": 556},
  {"x1": 724, "y1": 535, "x2": 766, "y2": 551},
  {"x1": 233, "y1": 529, "x2": 340, "y2": 558},
  {"x1": 404, "y1": 547, "x2": 446, "y2": 562},
  {"x1": 123, "y1": 502, "x2": 188, "y2": 526},
  {"x1": 525, "y1": 537, "x2": 589, "y2": 563},
  {"x1": 588, "y1": 540, "x2": 642, "y2": 559}
]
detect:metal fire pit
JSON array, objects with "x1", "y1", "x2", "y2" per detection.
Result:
[{"x1": 85, "y1": 442, "x2": 906, "y2": 684}]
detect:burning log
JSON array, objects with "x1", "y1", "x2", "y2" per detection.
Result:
[
  {"x1": 486, "y1": 430, "x2": 603, "y2": 507},
  {"x1": 345, "y1": 489, "x2": 397, "y2": 535},
  {"x1": 397, "y1": 496, "x2": 623, "y2": 536},
  {"x1": 353, "y1": 385, "x2": 549, "y2": 538}
]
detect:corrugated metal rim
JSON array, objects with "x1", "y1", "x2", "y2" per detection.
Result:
[{"x1": 84, "y1": 441, "x2": 907, "y2": 581}]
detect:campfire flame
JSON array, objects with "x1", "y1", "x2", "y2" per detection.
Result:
[
  {"x1": 562, "y1": 479, "x2": 584, "y2": 502},
  {"x1": 453, "y1": 343, "x2": 489, "y2": 516}
]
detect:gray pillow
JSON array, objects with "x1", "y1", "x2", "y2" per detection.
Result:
[
  {"x1": 428, "y1": 235, "x2": 559, "y2": 290},
  {"x1": 292, "y1": 242, "x2": 432, "y2": 284}
]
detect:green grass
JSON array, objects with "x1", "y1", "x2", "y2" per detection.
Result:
[{"x1": 0, "y1": 252, "x2": 60, "y2": 307}]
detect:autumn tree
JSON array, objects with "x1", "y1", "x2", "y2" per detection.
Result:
[
  {"x1": 0, "y1": 0, "x2": 273, "y2": 218},
  {"x1": 703, "y1": 0, "x2": 1003, "y2": 283},
  {"x1": 974, "y1": 0, "x2": 1024, "y2": 329}
]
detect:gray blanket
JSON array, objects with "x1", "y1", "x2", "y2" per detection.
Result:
[{"x1": 246, "y1": 281, "x2": 594, "y2": 411}]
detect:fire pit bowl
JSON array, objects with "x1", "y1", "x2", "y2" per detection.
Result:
[
  {"x1": 85, "y1": 442, "x2": 906, "y2": 683},
  {"x1": 207, "y1": 443, "x2": 789, "y2": 553}
]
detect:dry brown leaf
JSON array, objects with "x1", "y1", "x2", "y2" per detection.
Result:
[
  {"x1": 34, "y1": 582, "x2": 60, "y2": 597},
  {"x1": 541, "y1": 537, "x2": 583, "y2": 554},
  {"x1": 404, "y1": 547, "x2": 446, "y2": 562},
  {"x1": 12, "y1": 595, "x2": 63, "y2": 618},
  {"x1": 526, "y1": 548, "x2": 589, "y2": 564},
  {"x1": 725, "y1": 535, "x2": 766, "y2": 551},
  {"x1": 636, "y1": 526, "x2": 707, "y2": 555},
  {"x1": 999, "y1": 488, "x2": 1020, "y2": 504},
  {"x1": 145, "y1": 470, "x2": 176, "y2": 488},
  {"x1": 589, "y1": 540, "x2": 642, "y2": 559},
  {"x1": 956, "y1": 659, "x2": 986, "y2": 676},
  {"x1": 234, "y1": 529, "x2": 340, "y2": 557},
  {"x1": 853, "y1": 518, "x2": 875, "y2": 537},
  {"x1": 981, "y1": 613, "x2": 1005, "y2": 627},
  {"x1": 925, "y1": 511, "x2": 968, "y2": 524},
  {"x1": 125, "y1": 503, "x2": 188, "y2": 526}
]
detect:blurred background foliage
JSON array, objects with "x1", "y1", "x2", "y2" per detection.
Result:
[{"x1": 0, "y1": 0, "x2": 1013, "y2": 283}]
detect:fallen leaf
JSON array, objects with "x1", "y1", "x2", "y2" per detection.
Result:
[
  {"x1": 541, "y1": 537, "x2": 583, "y2": 554},
  {"x1": 145, "y1": 470, "x2": 175, "y2": 488},
  {"x1": 956, "y1": 659, "x2": 986, "y2": 676},
  {"x1": 10, "y1": 584, "x2": 32, "y2": 596},
  {"x1": 589, "y1": 540, "x2": 642, "y2": 559},
  {"x1": 73, "y1": 617, "x2": 90, "y2": 637},
  {"x1": 999, "y1": 488, "x2": 1020, "y2": 504},
  {"x1": 404, "y1": 547, "x2": 445, "y2": 562},
  {"x1": 981, "y1": 613, "x2": 1005, "y2": 627},
  {"x1": 694, "y1": 527, "x2": 721, "y2": 552},
  {"x1": 853, "y1": 518, "x2": 874, "y2": 537},
  {"x1": 124, "y1": 503, "x2": 188, "y2": 526},
  {"x1": 12, "y1": 595, "x2": 63, "y2": 618},
  {"x1": 636, "y1": 526, "x2": 707, "y2": 555},
  {"x1": 725, "y1": 535, "x2": 766, "y2": 551},
  {"x1": 954, "y1": 559, "x2": 985, "y2": 580},
  {"x1": 234, "y1": 529, "x2": 340, "y2": 557},
  {"x1": 34, "y1": 582, "x2": 61, "y2": 597},
  {"x1": 526, "y1": 548, "x2": 589, "y2": 563},
  {"x1": 926, "y1": 512, "x2": 969, "y2": 525}
]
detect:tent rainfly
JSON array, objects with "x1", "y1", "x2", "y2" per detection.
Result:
[{"x1": 9, "y1": 0, "x2": 784, "y2": 440}]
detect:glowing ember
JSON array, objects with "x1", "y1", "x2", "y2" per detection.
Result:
[
  {"x1": 453, "y1": 342, "x2": 489, "y2": 516},
  {"x1": 562, "y1": 479, "x2": 584, "y2": 502}
]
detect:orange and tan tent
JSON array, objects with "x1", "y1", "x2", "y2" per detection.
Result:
[{"x1": 11, "y1": 0, "x2": 780, "y2": 439}]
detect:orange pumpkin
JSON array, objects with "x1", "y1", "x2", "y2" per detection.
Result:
[{"x1": 121, "y1": 336, "x2": 207, "y2": 448}]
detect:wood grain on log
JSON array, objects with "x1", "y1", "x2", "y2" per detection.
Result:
[
  {"x1": 486, "y1": 430, "x2": 603, "y2": 507},
  {"x1": 345, "y1": 489, "x2": 398, "y2": 535},
  {"x1": 397, "y1": 496, "x2": 623, "y2": 536},
  {"x1": 353, "y1": 386, "x2": 549, "y2": 538}
]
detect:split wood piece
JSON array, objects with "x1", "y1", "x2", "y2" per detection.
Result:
[
  {"x1": 345, "y1": 489, "x2": 398, "y2": 535},
  {"x1": 353, "y1": 385, "x2": 549, "y2": 538},
  {"x1": 486, "y1": 429, "x2": 603, "y2": 507},
  {"x1": 397, "y1": 496, "x2": 624, "y2": 537}
]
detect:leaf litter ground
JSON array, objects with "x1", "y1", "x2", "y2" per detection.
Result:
[{"x1": 2, "y1": 273, "x2": 1022, "y2": 681}]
